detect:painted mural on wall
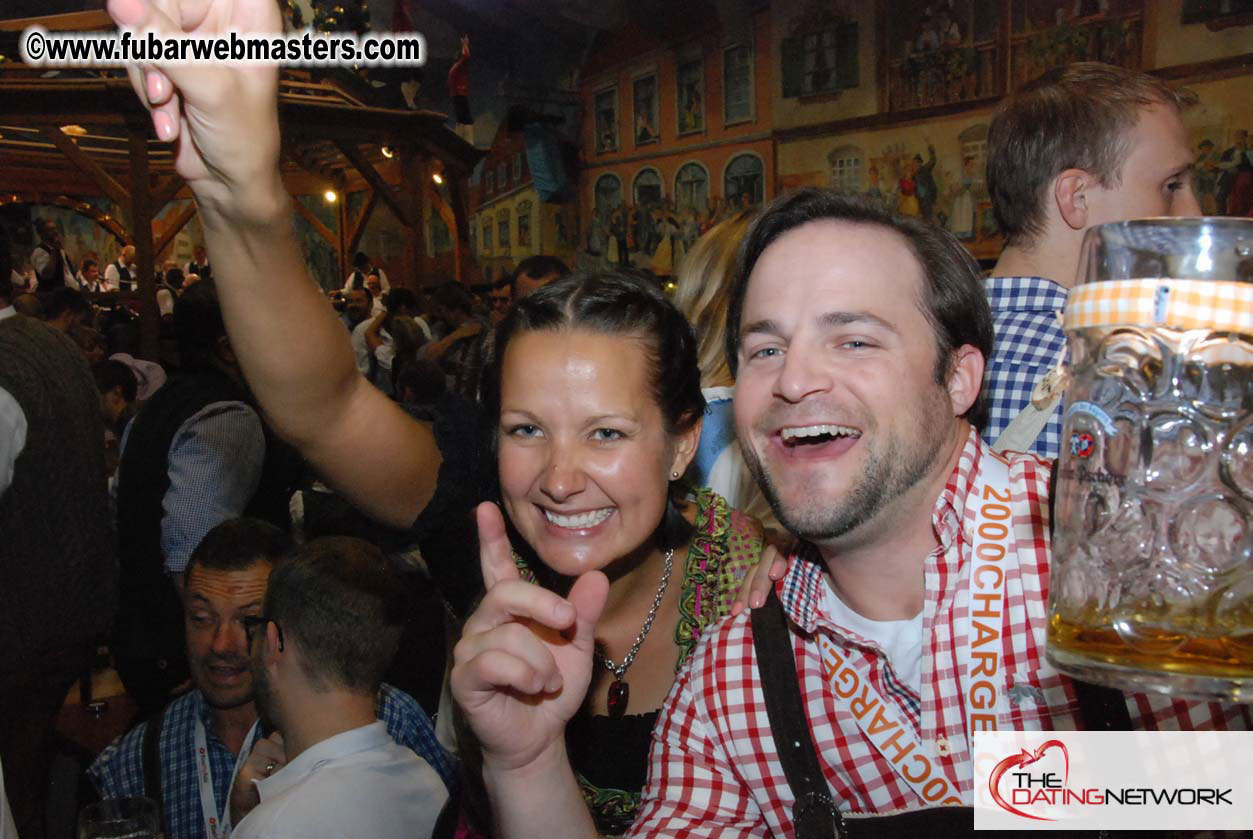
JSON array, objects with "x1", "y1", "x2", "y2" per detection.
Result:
[
  {"x1": 803, "y1": 122, "x2": 999, "y2": 256},
  {"x1": 581, "y1": 153, "x2": 765, "y2": 274},
  {"x1": 1009, "y1": 0, "x2": 1144, "y2": 88},
  {"x1": 1184, "y1": 76, "x2": 1253, "y2": 218},
  {"x1": 885, "y1": 0, "x2": 1000, "y2": 111}
]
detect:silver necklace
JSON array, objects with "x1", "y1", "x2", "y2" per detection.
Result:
[{"x1": 598, "y1": 548, "x2": 674, "y2": 717}]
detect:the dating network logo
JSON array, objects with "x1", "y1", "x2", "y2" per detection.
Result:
[
  {"x1": 988, "y1": 740, "x2": 1070, "y2": 820},
  {"x1": 987, "y1": 737, "x2": 1233, "y2": 822}
]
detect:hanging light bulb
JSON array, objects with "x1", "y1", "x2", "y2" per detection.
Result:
[{"x1": 324, "y1": 189, "x2": 339, "y2": 203}]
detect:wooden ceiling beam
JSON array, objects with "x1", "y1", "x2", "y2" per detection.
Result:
[
  {"x1": 334, "y1": 139, "x2": 412, "y2": 227},
  {"x1": 346, "y1": 189, "x2": 379, "y2": 258},
  {"x1": 290, "y1": 197, "x2": 337, "y2": 248},
  {"x1": 42, "y1": 128, "x2": 131, "y2": 210},
  {"x1": 153, "y1": 201, "x2": 198, "y2": 257},
  {"x1": 152, "y1": 175, "x2": 189, "y2": 212}
]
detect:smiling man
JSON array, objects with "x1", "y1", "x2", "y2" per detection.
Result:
[{"x1": 89, "y1": 519, "x2": 456, "y2": 839}]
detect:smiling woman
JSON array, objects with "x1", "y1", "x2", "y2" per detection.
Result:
[{"x1": 455, "y1": 271, "x2": 768, "y2": 836}]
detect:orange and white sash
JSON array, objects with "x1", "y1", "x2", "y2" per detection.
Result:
[{"x1": 815, "y1": 451, "x2": 1014, "y2": 806}]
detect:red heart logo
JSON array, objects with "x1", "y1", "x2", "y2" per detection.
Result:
[{"x1": 988, "y1": 740, "x2": 1069, "y2": 821}]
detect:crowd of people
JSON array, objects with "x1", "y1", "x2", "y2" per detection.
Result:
[{"x1": 0, "y1": 0, "x2": 1244, "y2": 835}]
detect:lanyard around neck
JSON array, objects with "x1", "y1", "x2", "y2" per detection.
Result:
[{"x1": 194, "y1": 717, "x2": 262, "y2": 839}]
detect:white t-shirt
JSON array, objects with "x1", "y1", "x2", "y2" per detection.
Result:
[
  {"x1": 820, "y1": 581, "x2": 924, "y2": 695},
  {"x1": 0, "y1": 306, "x2": 27, "y2": 496},
  {"x1": 232, "y1": 721, "x2": 446, "y2": 839}
]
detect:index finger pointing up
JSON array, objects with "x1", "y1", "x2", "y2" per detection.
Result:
[{"x1": 477, "y1": 501, "x2": 520, "y2": 590}]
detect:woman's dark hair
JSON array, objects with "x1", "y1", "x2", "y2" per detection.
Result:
[{"x1": 482, "y1": 270, "x2": 706, "y2": 553}]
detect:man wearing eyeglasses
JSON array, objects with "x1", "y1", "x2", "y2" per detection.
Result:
[
  {"x1": 231, "y1": 536, "x2": 447, "y2": 839},
  {"x1": 89, "y1": 520, "x2": 456, "y2": 839}
]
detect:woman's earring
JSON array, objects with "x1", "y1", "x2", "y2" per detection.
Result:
[{"x1": 671, "y1": 470, "x2": 680, "y2": 480}]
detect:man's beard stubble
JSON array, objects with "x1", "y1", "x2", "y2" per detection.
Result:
[{"x1": 740, "y1": 401, "x2": 948, "y2": 545}]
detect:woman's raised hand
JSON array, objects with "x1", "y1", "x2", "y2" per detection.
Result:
[
  {"x1": 105, "y1": 0, "x2": 284, "y2": 219},
  {"x1": 451, "y1": 502, "x2": 609, "y2": 772}
]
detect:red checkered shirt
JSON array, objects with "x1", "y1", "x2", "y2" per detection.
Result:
[{"x1": 629, "y1": 428, "x2": 1251, "y2": 838}]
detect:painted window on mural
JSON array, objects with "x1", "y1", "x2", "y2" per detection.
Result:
[
  {"x1": 782, "y1": 20, "x2": 858, "y2": 98},
  {"x1": 589, "y1": 174, "x2": 624, "y2": 260},
  {"x1": 676, "y1": 59, "x2": 705, "y2": 134},
  {"x1": 724, "y1": 154, "x2": 763, "y2": 208},
  {"x1": 633, "y1": 75, "x2": 659, "y2": 145},
  {"x1": 513, "y1": 152, "x2": 523, "y2": 182},
  {"x1": 828, "y1": 145, "x2": 865, "y2": 193},
  {"x1": 517, "y1": 200, "x2": 533, "y2": 247},
  {"x1": 724, "y1": 43, "x2": 753, "y2": 124},
  {"x1": 498, "y1": 210, "x2": 510, "y2": 248},
  {"x1": 497, "y1": 163, "x2": 508, "y2": 192},
  {"x1": 595, "y1": 174, "x2": 624, "y2": 212},
  {"x1": 675, "y1": 163, "x2": 709, "y2": 214},
  {"x1": 595, "y1": 88, "x2": 618, "y2": 153},
  {"x1": 633, "y1": 168, "x2": 664, "y2": 207},
  {"x1": 469, "y1": 222, "x2": 476, "y2": 253},
  {"x1": 485, "y1": 170, "x2": 494, "y2": 194},
  {"x1": 483, "y1": 222, "x2": 492, "y2": 251}
]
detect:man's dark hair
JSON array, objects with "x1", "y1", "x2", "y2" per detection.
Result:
[
  {"x1": 45, "y1": 287, "x2": 91, "y2": 320},
  {"x1": 726, "y1": 188, "x2": 994, "y2": 430},
  {"x1": 507, "y1": 255, "x2": 569, "y2": 295},
  {"x1": 483, "y1": 270, "x2": 705, "y2": 551},
  {"x1": 397, "y1": 358, "x2": 446, "y2": 405},
  {"x1": 173, "y1": 279, "x2": 227, "y2": 370},
  {"x1": 383, "y1": 287, "x2": 418, "y2": 314},
  {"x1": 987, "y1": 62, "x2": 1196, "y2": 246},
  {"x1": 92, "y1": 359, "x2": 138, "y2": 402},
  {"x1": 81, "y1": 257, "x2": 98, "y2": 274},
  {"x1": 36, "y1": 218, "x2": 56, "y2": 238},
  {"x1": 352, "y1": 251, "x2": 371, "y2": 271},
  {"x1": 431, "y1": 282, "x2": 473, "y2": 316},
  {"x1": 184, "y1": 517, "x2": 293, "y2": 588},
  {"x1": 263, "y1": 536, "x2": 406, "y2": 693}
]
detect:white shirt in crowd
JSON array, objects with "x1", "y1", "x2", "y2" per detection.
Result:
[
  {"x1": 341, "y1": 268, "x2": 391, "y2": 294},
  {"x1": 0, "y1": 756, "x2": 16, "y2": 839},
  {"x1": 102, "y1": 259, "x2": 134, "y2": 291},
  {"x1": 0, "y1": 306, "x2": 26, "y2": 497},
  {"x1": 30, "y1": 244, "x2": 78, "y2": 290},
  {"x1": 231, "y1": 721, "x2": 446, "y2": 839}
]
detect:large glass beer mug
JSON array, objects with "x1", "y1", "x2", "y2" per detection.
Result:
[{"x1": 1047, "y1": 217, "x2": 1253, "y2": 701}]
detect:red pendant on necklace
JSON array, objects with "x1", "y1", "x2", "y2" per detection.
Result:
[{"x1": 607, "y1": 679, "x2": 629, "y2": 718}]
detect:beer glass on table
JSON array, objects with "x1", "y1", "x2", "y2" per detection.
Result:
[{"x1": 1047, "y1": 217, "x2": 1253, "y2": 702}]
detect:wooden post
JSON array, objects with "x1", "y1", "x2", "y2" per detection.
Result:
[
  {"x1": 397, "y1": 145, "x2": 427, "y2": 288},
  {"x1": 127, "y1": 121, "x2": 159, "y2": 361}
]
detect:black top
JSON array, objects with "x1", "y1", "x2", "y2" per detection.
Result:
[{"x1": 567, "y1": 710, "x2": 659, "y2": 835}]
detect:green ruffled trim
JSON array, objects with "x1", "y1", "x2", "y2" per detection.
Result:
[
  {"x1": 577, "y1": 773, "x2": 640, "y2": 837},
  {"x1": 674, "y1": 487, "x2": 734, "y2": 671}
]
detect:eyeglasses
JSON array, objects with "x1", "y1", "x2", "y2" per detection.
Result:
[{"x1": 241, "y1": 616, "x2": 284, "y2": 651}]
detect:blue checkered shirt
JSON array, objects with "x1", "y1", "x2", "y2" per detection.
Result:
[
  {"x1": 88, "y1": 685, "x2": 457, "y2": 839},
  {"x1": 981, "y1": 276, "x2": 1069, "y2": 460}
]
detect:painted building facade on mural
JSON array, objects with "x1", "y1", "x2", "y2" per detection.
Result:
[
  {"x1": 577, "y1": 2, "x2": 774, "y2": 275},
  {"x1": 761, "y1": 0, "x2": 1252, "y2": 262},
  {"x1": 472, "y1": 122, "x2": 580, "y2": 285}
]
